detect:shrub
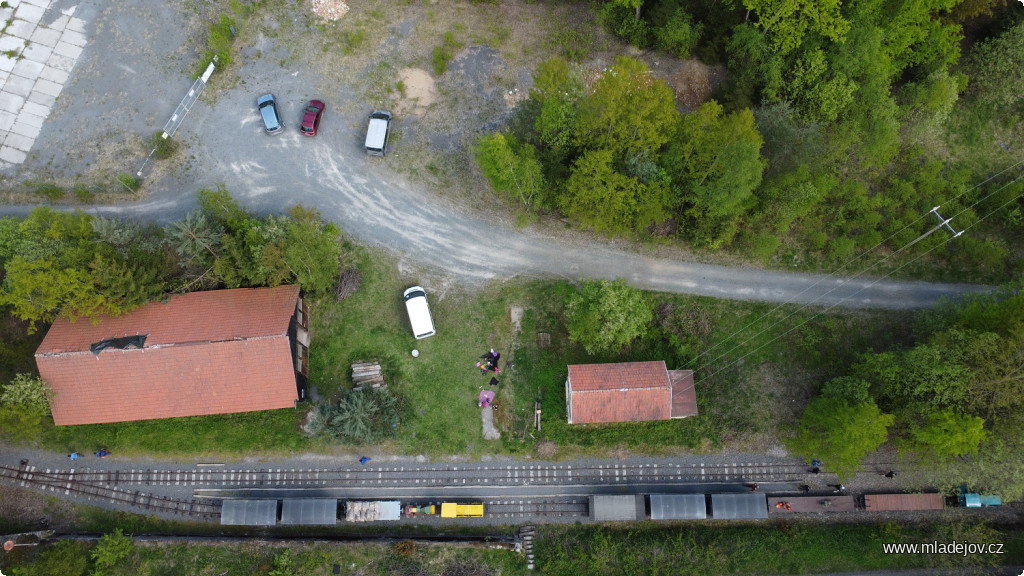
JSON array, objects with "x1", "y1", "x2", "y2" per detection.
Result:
[
  {"x1": 654, "y1": 9, "x2": 702, "y2": 59},
  {"x1": 91, "y1": 528, "x2": 134, "y2": 576},
  {"x1": 34, "y1": 183, "x2": 64, "y2": 200},
  {"x1": 1, "y1": 373, "x2": 51, "y2": 413},
  {"x1": 74, "y1": 186, "x2": 94, "y2": 203},
  {"x1": 117, "y1": 172, "x2": 139, "y2": 193},
  {"x1": 432, "y1": 32, "x2": 463, "y2": 75},
  {"x1": 148, "y1": 132, "x2": 180, "y2": 160},
  {"x1": 599, "y1": 4, "x2": 650, "y2": 48},
  {"x1": 565, "y1": 278, "x2": 653, "y2": 355},
  {"x1": 315, "y1": 387, "x2": 405, "y2": 444},
  {"x1": 197, "y1": 15, "x2": 236, "y2": 76}
]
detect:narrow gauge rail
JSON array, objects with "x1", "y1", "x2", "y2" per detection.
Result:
[
  {"x1": 0, "y1": 464, "x2": 221, "y2": 519},
  {"x1": 10, "y1": 461, "x2": 829, "y2": 489}
]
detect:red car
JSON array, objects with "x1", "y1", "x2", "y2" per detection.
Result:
[{"x1": 300, "y1": 99, "x2": 325, "y2": 136}]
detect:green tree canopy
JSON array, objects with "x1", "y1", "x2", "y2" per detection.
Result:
[
  {"x1": 742, "y1": 0, "x2": 849, "y2": 54},
  {"x1": 475, "y1": 132, "x2": 547, "y2": 207},
  {"x1": 909, "y1": 409, "x2": 987, "y2": 460},
  {"x1": 564, "y1": 278, "x2": 653, "y2": 355},
  {"x1": 574, "y1": 56, "x2": 678, "y2": 160},
  {"x1": 788, "y1": 396, "x2": 894, "y2": 480}
]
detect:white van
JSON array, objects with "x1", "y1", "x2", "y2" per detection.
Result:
[
  {"x1": 403, "y1": 286, "x2": 436, "y2": 339},
  {"x1": 365, "y1": 110, "x2": 392, "y2": 156}
]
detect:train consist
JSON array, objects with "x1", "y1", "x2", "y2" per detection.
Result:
[
  {"x1": 590, "y1": 490, "x2": 1003, "y2": 522},
  {"x1": 220, "y1": 499, "x2": 485, "y2": 526}
]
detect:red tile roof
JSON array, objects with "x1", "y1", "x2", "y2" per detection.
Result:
[
  {"x1": 669, "y1": 370, "x2": 698, "y2": 418},
  {"x1": 36, "y1": 286, "x2": 301, "y2": 426},
  {"x1": 567, "y1": 361, "x2": 678, "y2": 424}
]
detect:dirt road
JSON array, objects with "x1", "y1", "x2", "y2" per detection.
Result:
[{"x1": 0, "y1": 0, "x2": 991, "y2": 309}]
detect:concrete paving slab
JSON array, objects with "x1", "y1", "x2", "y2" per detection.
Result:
[
  {"x1": 0, "y1": 36, "x2": 25, "y2": 53},
  {"x1": 0, "y1": 70, "x2": 9, "y2": 85},
  {"x1": 29, "y1": 27, "x2": 61, "y2": 48},
  {"x1": 20, "y1": 100, "x2": 48, "y2": 118},
  {"x1": 22, "y1": 42, "x2": 52, "y2": 63},
  {"x1": 7, "y1": 18, "x2": 37, "y2": 38},
  {"x1": 0, "y1": 56, "x2": 16, "y2": 73},
  {"x1": 26, "y1": 91, "x2": 54, "y2": 107},
  {"x1": 46, "y1": 14, "x2": 69, "y2": 30},
  {"x1": 37, "y1": 65, "x2": 67, "y2": 84},
  {"x1": 0, "y1": 110, "x2": 17, "y2": 131},
  {"x1": 46, "y1": 52, "x2": 73, "y2": 72},
  {"x1": 21, "y1": 0, "x2": 52, "y2": 8},
  {"x1": 0, "y1": 8, "x2": 13, "y2": 22},
  {"x1": 16, "y1": 110, "x2": 44, "y2": 128},
  {"x1": 14, "y1": 3, "x2": 45, "y2": 24},
  {"x1": 0, "y1": 92, "x2": 24, "y2": 113},
  {"x1": 53, "y1": 41, "x2": 82, "y2": 59},
  {"x1": 4, "y1": 131, "x2": 34, "y2": 151},
  {"x1": 4, "y1": 74, "x2": 34, "y2": 97},
  {"x1": 0, "y1": 145, "x2": 27, "y2": 164},
  {"x1": 10, "y1": 120, "x2": 42, "y2": 138},
  {"x1": 32, "y1": 77, "x2": 61, "y2": 97},
  {"x1": 11, "y1": 58, "x2": 44, "y2": 78},
  {"x1": 60, "y1": 29, "x2": 87, "y2": 48},
  {"x1": 66, "y1": 16, "x2": 85, "y2": 34}
]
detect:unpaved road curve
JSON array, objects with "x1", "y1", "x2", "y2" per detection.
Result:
[{"x1": 0, "y1": 0, "x2": 991, "y2": 310}]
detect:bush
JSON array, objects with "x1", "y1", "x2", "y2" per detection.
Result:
[
  {"x1": 432, "y1": 32, "x2": 464, "y2": 75},
  {"x1": 599, "y1": 3, "x2": 650, "y2": 48},
  {"x1": 34, "y1": 183, "x2": 64, "y2": 201},
  {"x1": 91, "y1": 528, "x2": 134, "y2": 576},
  {"x1": 117, "y1": 172, "x2": 139, "y2": 193},
  {"x1": 197, "y1": 15, "x2": 235, "y2": 76},
  {"x1": 565, "y1": 278, "x2": 653, "y2": 355},
  {"x1": 1, "y1": 373, "x2": 51, "y2": 413},
  {"x1": 314, "y1": 387, "x2": 405, "y2": 444},
  {"x1": 654, "y1": 9, "x2": 702, "y2": 59},
  {"x1": 74, "y1": 186, "x2": 95, "y2": 203},
  {"x1": 147, "y1": 132, "x2": 180, "y2": 160}
]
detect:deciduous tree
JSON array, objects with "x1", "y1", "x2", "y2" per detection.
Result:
[
  {"x1": 909, "y1": 409, "x2": 987, "y2": 460},
  {"x1": 788, "y1": 396, "x2": 894, "y2": 480},
  {"x1": 565, "y1": 278, "x2": 653, "y2": 355}
]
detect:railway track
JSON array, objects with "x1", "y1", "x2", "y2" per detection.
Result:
[
  {"x1": 7, "y1": 460, "x2": 818, "y2": 489},
  {"x1": 0, "y1": 463, "x2": 221, "y2": 519}
]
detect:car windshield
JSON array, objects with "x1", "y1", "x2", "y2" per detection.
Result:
[
  {"x1": 301, "y1": 125, "x2": 313, "y2": 132},
  {"x1": 305, "y1": 106, "x2": 319, "y2": 113}
]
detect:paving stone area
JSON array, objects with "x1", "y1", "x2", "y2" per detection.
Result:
[{"x1": 0, "y1": 0, "x2": 85, "y2": 166}]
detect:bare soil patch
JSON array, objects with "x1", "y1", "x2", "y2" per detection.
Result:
[{"x1": 395, "y1": 68, "x2": 436, "y2": 118}]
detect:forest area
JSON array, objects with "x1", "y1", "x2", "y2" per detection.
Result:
[{"x1": 476, "y1": 0, "x2": 1024, "y2": 283}]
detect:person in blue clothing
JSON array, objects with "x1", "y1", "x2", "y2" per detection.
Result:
[
  {"x1": 68, "y1": 452, "x2": 80, "y2": 460},
  {"x1": 95, "y1": 449, "x2": 111, "y2": 458},
  {"x1": 359, "y1": 456, "x2": 371, "y2": 466}
]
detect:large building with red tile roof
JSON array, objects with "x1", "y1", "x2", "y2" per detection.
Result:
[
  {"x1": 564, "y1": 361, "x2": 697, "y2": 424},
  {"x1": 35, "y1": 285, "x2": 309, "y2": 426}
]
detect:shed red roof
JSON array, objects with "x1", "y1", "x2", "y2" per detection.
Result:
[
  {"x1": 35, "y1": 286, "x2": 301, "y2": 425},
  {"x1": 566, "y1": 361, "x2": 696, "y2": 424}
]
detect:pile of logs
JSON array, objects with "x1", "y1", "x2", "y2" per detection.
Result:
[{"x1": 352, "y1": 362, "x2": 385, "y2": 390}]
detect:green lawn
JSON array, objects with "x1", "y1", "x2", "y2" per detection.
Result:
[{"x1": 10, "y1": 243, "x2": 906, "y2": 459}]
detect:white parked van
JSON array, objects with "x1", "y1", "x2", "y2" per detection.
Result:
[
  {"x1": 403, "y1": 286, "x2": 436, "y2": 339},
  {"x1": 365, "y1": 110, "x2": 392, "y2": 156}
]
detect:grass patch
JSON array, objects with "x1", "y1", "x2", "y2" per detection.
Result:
[
  {"x1": 116, "y1": 172, "x2": 139, "y2": 193},
  {"x1": 39, "y1": 408, "x2": 310, "y2": 458},
  {"x1": 432, "y1": 31, "x2": 464, "y2": 76},
  {"x1": 536, "y1": 520, "x2": 1024, "y2": 575}
]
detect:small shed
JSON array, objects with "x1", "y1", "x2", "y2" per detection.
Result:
[
  {"x1": 590, "y1": 495, "x2": 645, "y2": 521},
  {"x1": 650, "y1": 494, "x2": 707, "y2": 520},
  {"x1": 280, "y1": 499, "x2": 338, "y2": 525},
  {"x1": 565, "y1": 361, "x2": 698, "y2": 424},
  {"x1": 710, "y1": 493, "x2": 768, "y2": 520},
  {"x1": 220, "y1": 499, "x2": 278, "y2": 526}
]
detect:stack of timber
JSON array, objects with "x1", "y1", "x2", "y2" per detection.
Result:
[{"x1": 352, "y1": 362, "x2": 385, "y2": 389}]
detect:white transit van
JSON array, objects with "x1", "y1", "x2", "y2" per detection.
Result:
[
  {"x1": 365, "y1": 110, "x2": 392, "y2": 156},
  {"x1": 403, "y1": 286, "x2": 436, "y2": 339}
]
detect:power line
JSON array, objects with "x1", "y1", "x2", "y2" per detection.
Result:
[{"x1": 676, "y1": 165, "x2": 1024, "y2": 393}]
